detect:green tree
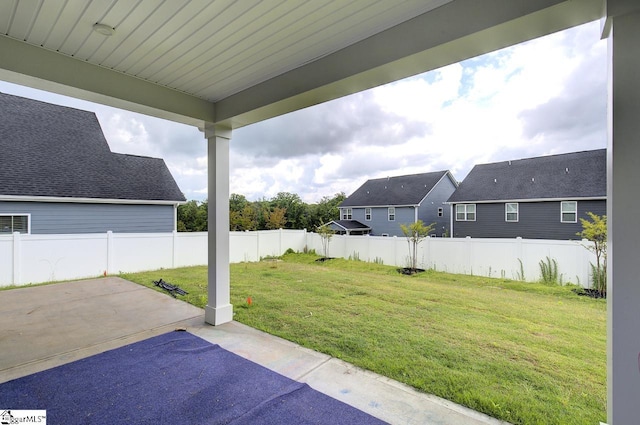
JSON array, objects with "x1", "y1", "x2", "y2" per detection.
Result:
[
  {"x1": 270, "y1": 192, "x2": 307, "y2": 229},
  {"x1": 230, "y1": 205, "x2": 258, "y2": 231},
  {"x1": 400, "y1": 220, "x2": 435, "y2": 272},
  {"x1": 577, "y1": 212, "x2": 607, "y2": 296},
  {"x1": 265, "y1": 206, "x2": 287, "y2": 229},
  {"x1": 177, "y1": 200, "x2": 208, "y2": 232},
  {"x1": 316, "y1": 224, "x2": 335, "y2": 258},
  {"x1": 309, "y1": 192, "x2": 346, "y2": 229},
  {"x1": 229, "y1": 193, "x2": 249, "y2": 215}
]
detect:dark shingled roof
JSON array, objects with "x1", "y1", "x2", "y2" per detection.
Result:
[
  {"x1": 0, "y1": 93, "x2": 185, "y2": 202},
  {"x1": 330, "y1": 220, "x2": 371, "y2": 231},
  {"x1": 341, "y1": 171, "x2": 453, "y2": 207},
  {"x1": 447, "y1": 149, "x2": 606, "y2": 203}
]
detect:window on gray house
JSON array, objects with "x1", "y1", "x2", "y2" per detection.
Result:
[
  {"x1": 341, "y1": 208, "x2": 352, "y2": 220},
  {"x1": 438, "y1": 207, "x2": 443, "y2": 217},
  {"x1": 455, "y1": 204, "x2": 476, "y2": 221},
  {"x1": 505, "y1": 203, "x2": 518, "y2": 222},
  {"x1": 0, "y1": 215, "x2": 29, "y2": 234},
  {"x1": 388, "y1": 207, "x2": 395, "y2": 221},
  {"x1": 561, "y1": 201, "x2": 577, "y2": 223},
  {"x1": 365, "y1": 208, "x2": 371, "y2": 221}
]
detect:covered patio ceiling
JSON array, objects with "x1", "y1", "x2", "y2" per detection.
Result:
[
  {"x1": 0, "y1": 0, "x2": 602, "y2": 129},
  {"x1": 2, "y1": 1, "x2": 640, "y2": 424}
]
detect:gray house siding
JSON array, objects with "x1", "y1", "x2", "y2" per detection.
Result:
[
  {"x1": 452, "y1": 200, "x2": 606, "y2": 240},
  {"x1": 418, "y1": 176, "x2": 457, "y2": 236},
  {"x1": 342, "y1": 206, "x2": 416, "y2": 236},
  {"x1": 369, "y1": 206, "x2": 415, "y2": 237},
  {"x1": 0, "y1": 202, "x2": 175, "y2": 234}
]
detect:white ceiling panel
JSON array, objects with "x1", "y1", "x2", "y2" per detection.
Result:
[{"x1": 0, "y1": 0, "x2": 451, "y2": 103}]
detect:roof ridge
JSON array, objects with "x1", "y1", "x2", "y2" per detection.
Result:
[{"x1": 476, "y1": 148, "x2": 606, "y2": 167}]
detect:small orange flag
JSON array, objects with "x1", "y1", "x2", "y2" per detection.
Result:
[{"x1": 247, "y1": 297, "x2": 252, "y2": 306}]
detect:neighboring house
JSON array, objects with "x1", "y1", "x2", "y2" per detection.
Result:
[
  {"x1": 447, "y1": 149, "x2": 606, "y2": 240},
  {"x1": 0, "y1": 93, "x2": 186, "y2": 234},
  {"x1": 329, "y1": 171, "x2": 458, "y2": 237}
]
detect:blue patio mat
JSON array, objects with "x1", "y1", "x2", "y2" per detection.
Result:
[{"x1": 0, "y1": 331, "x2": 387, "y2": 424}]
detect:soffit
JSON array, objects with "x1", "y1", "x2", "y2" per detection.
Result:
[{"x1": 0, "y1": 0, "x2": 449, "y2": 102}]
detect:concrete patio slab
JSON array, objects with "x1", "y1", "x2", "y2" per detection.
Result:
[
  {"x1": 0, "y1": 277, "x2": 509, "y2": 425},
  {"x1": 0, "y1": 277, "x2": 203, "y2": 382}
]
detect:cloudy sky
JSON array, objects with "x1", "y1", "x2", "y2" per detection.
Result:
[{"x1": 0, "y1": 20, "x2": 607, "y2": 203}]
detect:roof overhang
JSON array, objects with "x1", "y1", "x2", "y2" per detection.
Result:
[
  {"x1": 327, "y1": 220, "x2": 372, "y2": 232},
  {"x1": 0, "y1": 0, "x2": 604, "y2": 129}
]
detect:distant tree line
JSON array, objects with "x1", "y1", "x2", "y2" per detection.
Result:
[{"x1": 177, "y1": 192, "x2": 346, "y2": 232}]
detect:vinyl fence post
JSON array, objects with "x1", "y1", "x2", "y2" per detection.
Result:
[
  {"x1": 106, "y1": 231, "x2": 113, "y2": 275},
  {"x1": 12, "y1": 231, "x2": 20, "y2": 286},
  {"x1": 465, "y1": 236, "x2": 472, "y2": 275},
  {"x1": 516, "y1": 237, "x2": 523, "y2": 281},
  {"x1": 172, "y1": 230, "x2": 178, "y2": 268}
]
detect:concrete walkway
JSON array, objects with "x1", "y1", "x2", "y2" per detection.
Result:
[{"x1": 0, "y1": 277, "x2": 509, "y2": 425}]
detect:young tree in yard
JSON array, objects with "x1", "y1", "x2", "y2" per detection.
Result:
[
  {"x1": 400, "y1": 220, "x2": 435, "y2": 273},
  {"x1": 577, "y1": 212, "x2": 607, "y2": 296},
  {"x1": 316, "y1": 225, "x2": 335, "y2": 259}
]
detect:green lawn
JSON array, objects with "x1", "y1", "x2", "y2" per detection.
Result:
[{"x1": 121, "y1": 253, "x2": 606, "y2": 425}]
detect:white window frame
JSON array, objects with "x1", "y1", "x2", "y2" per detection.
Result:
[
  {"x1": 437, "y1": 207, "x2": 443, "y2": 217},
  {"x1": 365, "y1": 207, "x2": 372, "y2": 221},
  {"x1": 0, "y1": 214, "x2": 31, "y2": 234},
  {"x1": 455, "y1": 204, "x2": 476, "y2": 221},
  {"x1": 505, "y1": 203, "x2": 519, "y2": 222},
  {"x1": 388, "y1": 207, "x2": 395, "y2": 221},
  {"x1": 341, "y1": 208, "x2": 352, "y2": 220},
  {"x1": 561, "y1": 201, "x2": 577, "y2": 223}
]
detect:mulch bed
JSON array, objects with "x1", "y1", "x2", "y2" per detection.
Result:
[
  {"x1": 397, "y1": 268, "x2": 426, "y2": 275},
  {"x1": 572, "y1": 288, "x2": 606, "y2": 299}
]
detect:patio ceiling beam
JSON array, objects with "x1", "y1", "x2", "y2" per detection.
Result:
[
  {"x1": 0, "y1": 35, "x2": 215, "y2": 128},
  {"x1": 215, "y1": 0, "x2": 603, "y2": 128}
]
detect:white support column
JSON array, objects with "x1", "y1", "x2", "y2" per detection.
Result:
[
  {"x1": 606, "y1": 3, "x2": 640, "y2": 424},
  {"x1": 203, "y1": 124, "x2": 233, "y2": 326}
]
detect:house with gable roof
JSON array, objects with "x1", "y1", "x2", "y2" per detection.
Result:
[
  {"x1": 447, "y1": 149, "x2": 606, "y2": 240},
  {"x1": 328, "y1": 171, "x2": 458, "y2": 237},
  {"x1": 0, "y1": 93, "x2": 186, "y2": 234}
]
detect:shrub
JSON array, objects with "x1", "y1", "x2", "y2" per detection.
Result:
[{"x1": 539, "y1": 257, "x2": 559, "y2": 285}]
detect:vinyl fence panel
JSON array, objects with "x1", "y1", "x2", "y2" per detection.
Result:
[{"x1": 0, "y1": 230, "x2": 597, "y2": 288}]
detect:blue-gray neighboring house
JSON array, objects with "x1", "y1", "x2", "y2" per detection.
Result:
[
  {"x1": 447, "y1": 149, "x2": 606, "y2": 240},
  {"x1": 329, "y1": 171, "x2": 458, "y2": 237},
  {"x1": 0, "y1": 93, "x2": 186, "y2": 235}
]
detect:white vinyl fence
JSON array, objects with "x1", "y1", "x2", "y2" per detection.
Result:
[{"x1": 0, "y1": 229, "x2": 597, "y2": 288}]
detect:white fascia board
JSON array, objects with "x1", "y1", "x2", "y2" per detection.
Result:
[
  {"x1": 0, "y1": 195, "x2": 186, "y2": 206},
  {"x1": 444, "y1": 196, "x2": 607, "y2": 204},
  {"x1": 345, "y1": 204, "x2": 419, "y2": 209}
]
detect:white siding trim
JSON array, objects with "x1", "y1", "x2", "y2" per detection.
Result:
[
  {"x1": 445, "y1": 196, "x2": 605, "y2": 204},
  {"x1": 0, "y1": 195, "x2": 185, "y2": 206}
]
